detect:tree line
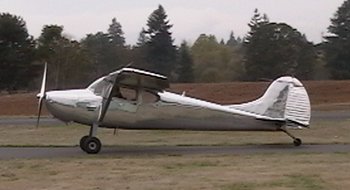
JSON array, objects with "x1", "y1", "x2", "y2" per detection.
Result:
[{"x1": 1, "y1": 1, "x2": 350, "y2": 92}]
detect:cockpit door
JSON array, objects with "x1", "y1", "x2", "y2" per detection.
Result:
[{"x1": 109, "y1": 86, "x2": 139, "y2": 113}]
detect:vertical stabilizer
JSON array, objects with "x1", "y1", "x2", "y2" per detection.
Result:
[{"x1": 227, "y1": 77, "x2": 311, "y2": 127}]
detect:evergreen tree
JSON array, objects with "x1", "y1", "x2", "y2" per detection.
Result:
[
  {"x1": 132, "y1": 28, "x2": 149, "y2": 68},
  {"x1": 82, "y1": 18, "x2": 129, "y2": 77},
  {"x1": 37, "y1": 25, "x2": 68, "y2": 89},
  {"x1": 81, "y1": 32, "x2": 115, "y2": 75},
  {"x1": 244, "y1": 23, "x2": 316, "y2": 81},
  {"x1": 0, "y1": 13, "x2": 36, "y2": 92},
  {"x1": 107, "y1": 17, "x2": 130, "y2": 68},
  {"x1": 176, "y1": 41, "x2": 194, "y2": 83},
  {"x1": 37, "y1": 25, "x2": 91, "y2": 89},
  {"x1": 37, "y1": 25, "x2": 64, "y2": 60},
  {"x1": 236, "y1": 37, "x2": 243, "y2": 44},
  {"x1": 143, "y1": 5, "x2": 177, "y2": 77},
  {"x1": 324, "y1": 0, "x2": 350, "y2": 79},
  {"x1": 108, "y1": 17, "x2": 125, "y2": 47},
  {"x1": 226, "y1": 31, "x2": 238, "y2": 47},
  {"x1": 136, "y1": 27, "x2": 148, "y2": 47},
  {"x1": 245, "y1": 8, "x2": 269, "y2": 44}
]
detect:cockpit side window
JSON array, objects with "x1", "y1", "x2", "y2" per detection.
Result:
[
  {"x1": 88, "y1": 76, "x2": 160, "y2": 104},
  {"x1": 111, "y1": 86, "x2": 124, "y2": 99},
  {"x1": 142, "y1": 90, "x2": 160, "y2": 103},
  {"x1": 119, "y1": 87, "x2": 137, "y2": 101}
]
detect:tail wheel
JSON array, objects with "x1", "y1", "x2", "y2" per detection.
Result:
[
  {"x1": 293, "y1": 138, "x2": 302, "y2": 146},
  {"x1": 281, "y1": 128, "x2": 303, "y2": 147},
  {"x1": 83, "y1": 137, "x2": 102, "y2": 154}
]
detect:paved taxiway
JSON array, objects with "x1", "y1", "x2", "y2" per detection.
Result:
[
  {"x1": 0, "y1": 144, "x2": 349, "y2": 160},
  {"x1": 0, "y1": 117, "x2": 64, "y2": 126}
]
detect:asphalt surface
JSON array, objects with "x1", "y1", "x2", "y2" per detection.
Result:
[
  {"x1": 0, "y1": 117, "x2": 64, "y2": 126},
  {"x1": 0, "y1": 144, "x2": 349, "y2": 160},
  {"x1": 311, "y1": 110, "x2": 350, "y2": 121},
  {"x1": 0, "y1": 110, "x2": 349, "y2": 159}
]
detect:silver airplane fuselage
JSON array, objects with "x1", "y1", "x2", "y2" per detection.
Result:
[{"x1": 45, "y1": 89, "x2": 280, "y2": 132}]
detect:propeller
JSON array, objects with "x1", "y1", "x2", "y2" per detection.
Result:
[{"x1": 36, "y1": 62, "x2": 47, "y2": 128}]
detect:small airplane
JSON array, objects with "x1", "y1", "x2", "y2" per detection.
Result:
[{"x1": 37, "y1": 63, "x2": 311, "y2": 154}]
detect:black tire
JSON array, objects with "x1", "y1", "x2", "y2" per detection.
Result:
[
  {"x1": 83, "y1": 137, "x2": 102, "y2": 154},
  {"x1": 293, "y1": 138, "x2": 302, "y2": 146},
  {"x1": 79, "y1": 135, "x2": 89, "y2": 152}
]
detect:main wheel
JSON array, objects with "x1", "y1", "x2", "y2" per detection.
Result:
[
  {"x1": 83, "y1": 137, "x2": 102, "y2": 154},
  {"x1": 293, "y1": 138, "x2": 302, "y2": 146},
  {"x1": 79, "y1": 135, "x2": 89, "y2": 151}
]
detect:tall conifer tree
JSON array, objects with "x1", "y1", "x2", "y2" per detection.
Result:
[
  {"x1": 143, "y1": 5, "x2": 177, "y2": 77},
  {"x1": 324, "y1": 0, "x2": 350, "y2": 79},
  {"x1": 108, "y1": 18, "x2": 125, "y2": 47},
  {"x1": 0, "y1": 13, "x2": 36, "y2": 91},
  {"x1": 244, "y1": 23, "x2": 316, "y2": 80},
  {"x1": 177, "y1": 41, "x2": 194, "y2": 83},
  {"x1": 245, "y1": 8, "x2": 269, "y2": 44}
]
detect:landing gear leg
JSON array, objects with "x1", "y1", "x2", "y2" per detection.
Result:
[
  {"x1": 281, "y1": 128, "x2": 302, "y2": 146},
  {"x1": 79, "y1": 123, "x2": 102, "y2": 154}
]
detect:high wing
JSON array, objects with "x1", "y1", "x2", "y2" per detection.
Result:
[
  {"x1": 111, "y1": 68, "x2": 169, "y2": 90},
  {"x1": 87, "y1": 68, "x2": 169, "y2": 123}
]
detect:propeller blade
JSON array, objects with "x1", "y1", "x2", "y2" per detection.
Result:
[
  {"x1": 36, "y1": 96, "x2": 44, "y2": 128},
  {"x1": 36, "y1": 62, "x2": 47, "y2": 128},
  {"x1": 37, "y1": 62, "x2": 47, "y2": 99}
]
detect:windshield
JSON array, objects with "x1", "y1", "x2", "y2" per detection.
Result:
[{"x1": 87, "y1": 77, "x2": 110, "y2": 96}]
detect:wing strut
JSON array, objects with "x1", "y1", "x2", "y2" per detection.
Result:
[{"x1": 97, "y1": 76, "x2": 118, "y2": 123}]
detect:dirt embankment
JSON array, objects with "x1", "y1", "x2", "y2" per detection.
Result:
[
  {"x1": 172, "y1": 80, "x2": 350, "y2": 105},
  {"x1": 1, "y1": 80, "x2": 350, "y2": 116}
]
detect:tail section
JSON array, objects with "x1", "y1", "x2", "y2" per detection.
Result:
[{"x1": 228, "y1": 76, "x2": 311, "y2": 128}]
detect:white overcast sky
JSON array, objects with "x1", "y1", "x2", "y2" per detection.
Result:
[{"x1": 0, "y1": 0, "x2": 345, "y2": 45}]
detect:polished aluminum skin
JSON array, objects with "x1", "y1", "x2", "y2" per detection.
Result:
[{"x1": 44, "y1": 68, "x2": 311, "y2": 132}]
